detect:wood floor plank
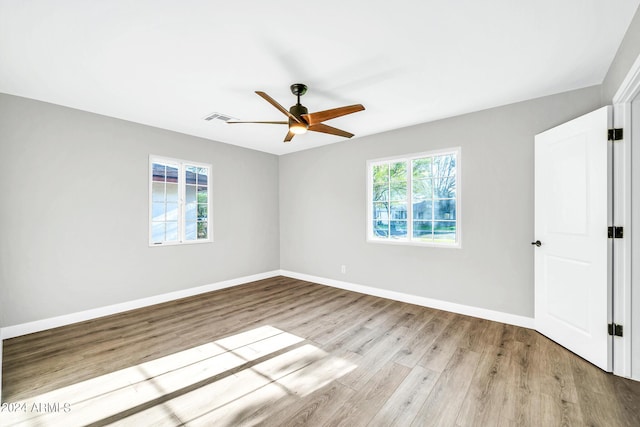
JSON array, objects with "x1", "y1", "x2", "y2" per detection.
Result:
[
  {"x1": 368, "y1": 365, "x2": 440, "y2": 427},
  {"x1": 458, "y1": 317, "x2": 491, "y2": 353},
  {"x1": 393, "y1": 310, "x2": 454, "y2": 368},
  {"x1": 417, "y1": 315, "x2": 473, "y2": 372},
  {"x1": 337, "y1": 324, "x2": 412, "y2": 390},
  {"x1": 3, "y1": 276, "x2": 640, "y2": 427},
  {"x1": 532, "y1": 334, "x2": 580, "y2": 404},
  {"x1": 501, "y1": 340, "x2": 536, "y2": 425},
  {"x1": 455, "y1": 344, "x2": 515, "y2": 426},
  {"x1": 310, "y1": 296, "x2": 383, "y2": 334},
  {"x1": 411, "y1": 347, "x2": 482, "y2": 426},
  {"x1": 306, "y1": 295, "x2": 381, "y2": 345},
  {"x1": 322, "y1": 361, "x2": 410, "y2": 427},
  {"x1": 271, "y1": 382, "x2": 355, "y2": 427}
]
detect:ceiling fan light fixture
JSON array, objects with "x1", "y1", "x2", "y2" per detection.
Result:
[
  {"x1": 233, "y1": 84, "x2": 364, "y2": 142},
  {"x1": 289, "y1": 121, "x2": 308, "y2": 135}
]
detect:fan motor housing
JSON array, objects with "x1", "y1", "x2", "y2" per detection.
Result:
[{"x1": 289, "y1": 103, "x2": 308, "y2": 125}]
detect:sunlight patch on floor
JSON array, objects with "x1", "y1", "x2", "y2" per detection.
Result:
[{"x1": 2, "y1": 325, "x2": 357, "y2": 427}]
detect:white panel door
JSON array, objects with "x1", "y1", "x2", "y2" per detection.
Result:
[{"x1": 534, "y1": 106, "x2": 612, "y2": 371}]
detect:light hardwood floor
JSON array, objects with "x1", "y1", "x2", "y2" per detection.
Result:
[{"x1": 2, "y1": 276, "x2": 640, "y2": 426}]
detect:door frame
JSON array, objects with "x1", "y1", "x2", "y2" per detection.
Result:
[{"x1": 612, "y1": 53, "x2": 640, "y2": 379}]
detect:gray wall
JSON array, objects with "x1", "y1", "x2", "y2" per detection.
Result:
[
  {"x1": 280, "y1": 86, "x2": 602, "y2": 318},
  {"x1": 0, "y1": 94, "x2": 280, "y2": 327},
  {"x1": 602, "y1": 6, "x2": 640, "y2": 102}
]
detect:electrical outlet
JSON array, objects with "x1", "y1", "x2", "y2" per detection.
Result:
[{"x1": 341, "y1": 265, "x2": 346, "y2": 274}]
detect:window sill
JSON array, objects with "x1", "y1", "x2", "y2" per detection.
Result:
[
  {"x1": 149, "y1": 239, "x2": 213, "y2": 247},
  {"x1": 366, "y1": 237, "x2": 461, "y2": 249}
]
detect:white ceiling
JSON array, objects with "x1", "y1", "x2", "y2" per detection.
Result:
[{"x1": 1, "y1": 1, "x2": 638, "y2": 155}]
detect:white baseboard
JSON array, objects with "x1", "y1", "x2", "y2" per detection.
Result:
[
  {"x1": 0, "y1": 270, "x2": 281, "y2": 340},
  {"x1": 279, "y1": 270, "x2": 535, "y2": 329}
]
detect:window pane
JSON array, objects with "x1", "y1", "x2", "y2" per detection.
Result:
[
  {"x1": 373, "y1": 220, "x2": 389, "y2": 237},
  {"x1": 413, "y1": 221, "x2": 433, "y2": 240},
  {"x1": 389, "y1": 181, "x2": 407, "y2": 201},
  {"x1": 373, "y1": 164, "x2": 389, "y2": 183},
  {"x1": 434, "y1": 177, "x2": 456, "y2": 199},
  {"x1": 373, "y1": 202, "x2": 389, "y2": 220},
  {"x1": 166, "y1": 166, "x2": 179, "y2": 183},
  {"x1": 197, "y1": 204, "x2": 208, "y2": 221},
  {"x1": 186, "y1": 166, "x2": 197, "y2": 185},
  {"x1": 434, "y1": 221, "x2": 456, "y2": 243},
  {"x1": 390, "y1": 162, "x2": 407, "y2": 181},
  {"x1": 197, "y1": 186, "x2": 208, "y2": 203},
  {"x1": 373, "y1": 182, "x2": 389, "y2": 202},
  {"x1": 185, "y1": 221, "x2": 197, "y2": 240},
  {"x1": 152, "y1": 203, "x2": 166, "y2": 221},
  {"x1": 197, "y1": 168, "x2": 208, "y2": 185},
  {"x1": 412, "y1": 179, "x2": 433, "y2": 201},
  {"x1": 197, "y1": 222, "x2": 208, "y2": 239},
  {"x1": 390, "y1": 202, "x2": 407, "y2": 220},
  {"x1": 185, "y1": 203, "x2": 197, "y2": 221},
  {"x1": 413, "y1": 200, "x2": 432, "y2": 220},
  {"x1": 166, "y1": 202, "x2": 179, "y2": 221},
  {"x1": 152, "y1": 163, "x2": 166, "y2": 182},
  {"x1": 165, "y1": 221, "x2": 178, "y2": 241},
  {"x1": 412, "y1": 158, "x2": 432, "y2": 179},
  {"x1": 152, "y1": 182, "x2": 165, "y2": 202},
  {"x1": 166, "y1": 183, "x2": 179, "y2": 202},
  {"x1": 390, "y1": 220, "x2": 407, "y2": 238},
  {"x1": 186, "y1": 185, "x2": 197, "y2": 204},
  {"x1": 434, "y1": 199, "x2": 456, "y2": 220},
  {"x1": 433, "y1": 154, "x2": 456, "y2": 177},
  {"x1": 151, "y1": 222, "x2": 165, "y2": 242}
]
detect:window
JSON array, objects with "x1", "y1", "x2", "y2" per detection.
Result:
[
  {"x1": 367, "y1": 148, "x2": 460, "y2": 247},
  {"x1": 150, "y1": 156, "x2": 212, "y2": 245}
]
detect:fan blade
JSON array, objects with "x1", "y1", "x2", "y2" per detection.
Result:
[
  {"x1": 227, "y1": 121, "x2": 287, "y2": 125},
  {"x1": 255, "y1": 91, "x2": 302, "y2": 123},
  {"x1": 309, "y1": 123, "x2": 354, "y2": 138},
  {"x1": 284, "y1": 130, "x2": 296, "y2": 143},
  {"x1": 302, "y1": 104, "x2": 365, "y2": 125}
]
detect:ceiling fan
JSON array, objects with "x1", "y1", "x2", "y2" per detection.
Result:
[{"x1": 227, "y1": 83, "x2": 365, "y2": 142}]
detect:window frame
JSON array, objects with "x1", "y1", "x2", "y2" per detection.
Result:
[
  {"x1": 149, "y1": 155, "x2": 213, "y2": 247},
  {"x1": 366, "y1": 147, "x2": 461, "y2": 248}
]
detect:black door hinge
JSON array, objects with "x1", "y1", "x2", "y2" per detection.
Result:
[
  {"x1": 608, "y1": 128, "x2": 623, "y2": 141},
  {"x1": 608, "y1": 226, "x2": 624, "y2": 238},
  {"x1": 608, "y1": 323, "x2": 623, "y2": 337}
]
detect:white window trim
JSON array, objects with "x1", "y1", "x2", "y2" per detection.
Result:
[
  {"x1": 149, "y1": 155, "x2": 213, "y2": 247},
  {"x1": 366, "y1": 147, "x2": 461, "y2": 248}
]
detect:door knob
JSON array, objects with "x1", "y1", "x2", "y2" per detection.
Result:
[{"x1": 531, "y1": 240, "x2": 542, "y2": 247}]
